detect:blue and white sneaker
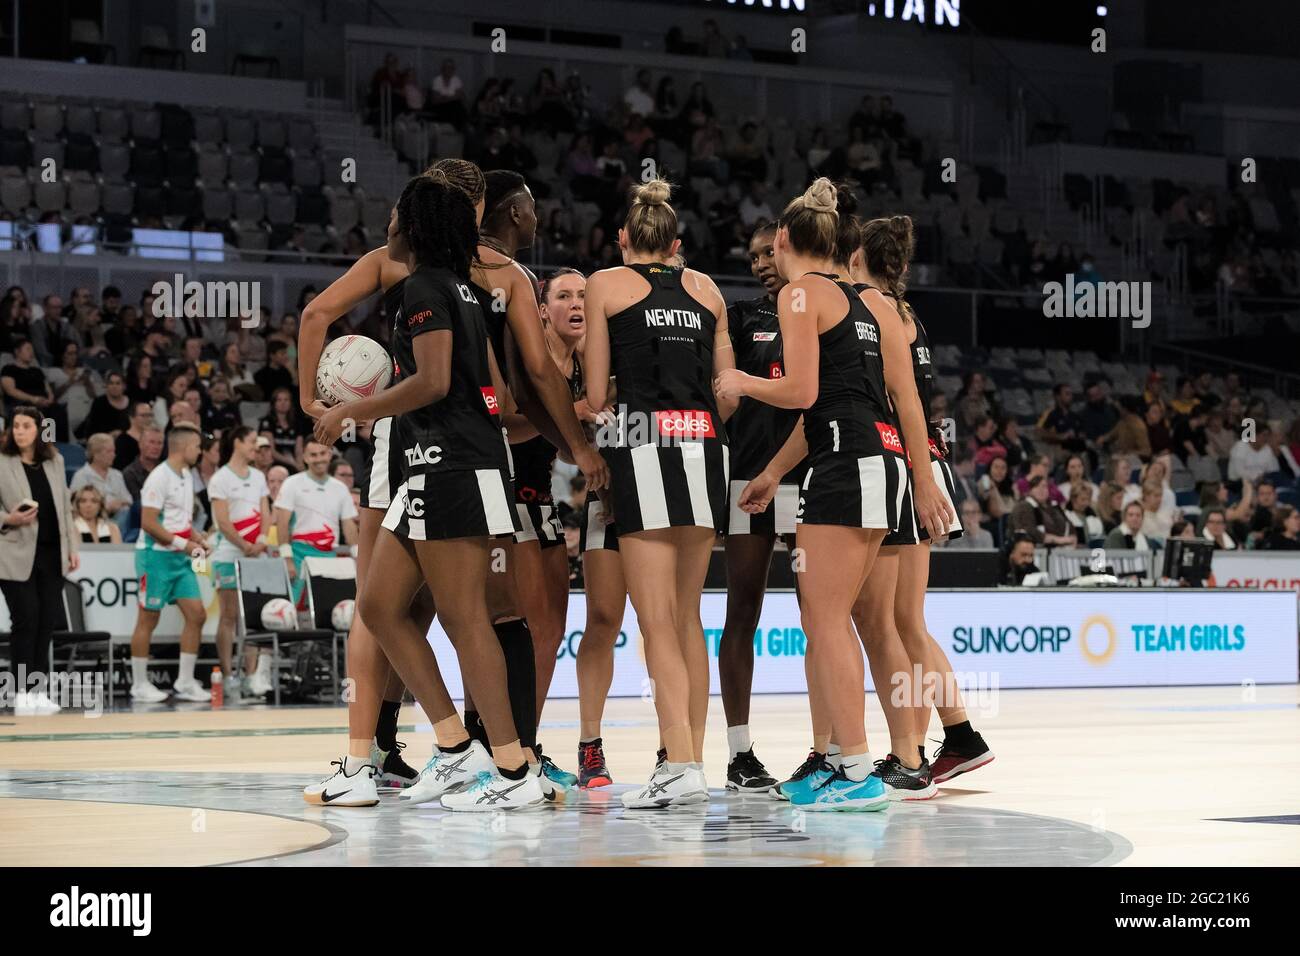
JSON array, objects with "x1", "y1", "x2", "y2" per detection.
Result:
[
  {"x1": 777, "y1": 750, "x2": 833, "y2": 802},
  {"x1": 792, "y1": 766, "x2": 888, "y2": 812},
  {"x1": 440, "y1": 768, "x2": 546, "y2": 812},
  {"x1": 534, "y1": 744, "x2": 577, "y2": 792},
  {"x1": 399, "y1": 740, "x2": 495, "y2": 805}
]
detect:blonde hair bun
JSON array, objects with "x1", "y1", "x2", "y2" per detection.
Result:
[
  {"x1": 634, "y1": 178, "x2": 672, "y2": 207},
  {"x1": 802, "y1": 177, "x2": 838, "y2": 214}
]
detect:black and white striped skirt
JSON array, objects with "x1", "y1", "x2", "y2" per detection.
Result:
[
  {"x1": 604, "y1": 440, "x2": 729, "y2": 536},
  {"x1": 514, "y1": 501, "x2": 564, "y2": 549},
  {"x1": 727, "y1": 479, "x2": 800, "y2": 537},
  {"x1": 884, "y1": 457, "x2": 965, "y2": 546},
  {"x1": 381, "y1": 468, "x2": 520, "y2": 542},
  {"x1": 579, "y1": 494, "x2": 619, "y2": 553},
  {"x1": 359, "y1": 416, "x2": 402, "y2": 511},
  {"x1": 796, "y1": 451, "x2": 907, "y2": 530}
]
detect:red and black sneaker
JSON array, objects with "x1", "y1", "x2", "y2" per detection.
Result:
[
  {"x1": 930, "y1": 733, "x2": 995, "y2": 784},
  {"x1": 578, "y1": 738, "x2": 613, "y2": 789}
]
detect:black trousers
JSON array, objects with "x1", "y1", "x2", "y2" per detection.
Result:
[{"x1": 1, "y1": 545, "x2": 66, "y2": 679}]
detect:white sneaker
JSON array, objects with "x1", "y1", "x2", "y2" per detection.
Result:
[
  {"x1": 13, "y1": 691, "x2": 35, "y2": 716},
  {"x1": 531, "y1": 762, "x2": 561, "y2": 803},
  {"x1": 244, "y1": 672, "x2": 273, "y2": 697},
  {"x1": 303, "y1": 756, "x2": 379, "y2": 807},
  {"x1": 439, "y1": 768, "x2": 546, "y2": 812},
  {"x1": 130, "y1": 682, "x2": 170, "y2": 703},
  {"x1": 172, "y1": 680, "x2": 212, "y2": 703},
  {"x1": 400, "y1": 740, "x2": 496, "y2": 805},
  {"x1": 621, "y1": 764, "x2": 709, "y2": 809},
  {"x1": 30, "y1": 691, "x2": 61, "y2": 714}
]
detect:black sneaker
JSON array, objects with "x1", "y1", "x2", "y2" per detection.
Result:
[
  {"x1": 654, "y1": 747, "x2": 667, "y2": 772},
  {"x1": 873, "y1": 753, "x2": 938, "y2": 801},
  {"x1": 726, "y1": 746, "x2": 779, "y2": 793},
  {"x1": 776, "y1": 750, "x2": 829, "y2": 801},
  {"x1": 578, "y1": 738, "x2": 613, "y2": 789},
  {"x1": 372, "y1": 740, "x2": 419, "y2": 791},
  {"x1": 930, "y1": 733, "x2": 995, "y2": 783}
]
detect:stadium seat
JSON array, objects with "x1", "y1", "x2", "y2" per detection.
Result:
[
  {"x1": 101, "y1": 181, "x2": 134, "y2": 216},
  {"x1": 32, "y1": 102, "x2": 64, "y2": 137},
  {"x1": 34, "y1": 179, "x2": 67, "y2": 214},
  {"x1": 130, "y1": 106, "x2": 162, "y2": 141}
]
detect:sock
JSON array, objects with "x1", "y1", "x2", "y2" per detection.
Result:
[
  {"x1": 918, "y1": 745, "x2": 927, "y2": 763},
  {"x1": 688, "y1": 761, "x2": 703, "y2": 771},
  {"x1": 499, "y1": 762, "x2": 528, "y2": 781},
  {"x1": 664, "y1": 760, "x2": 689, "y2": 774},
  {"x1": 178, "y1": 652, "x2": 197, "y2": 685},
  {"x1": 440, "y1": 737, "x2": 471, "y2": 754},
  {"x1": 580, "y1": 736, "x2": 600, "y2": 746},
  {"x1": 494, "y1": 618, "x2": 537, "y2": 752},
  {"x1": 841, "y1": 751, "x2": 874, "y2": 782},
  {"x1": 131, "y1": 657, "x2": 149, "y2": 687},
  {"x1": 726, "y1": 724, "x2": 751, "y2": 760},
  {"x1": 943, "y1": 720, "x2": 977, "y2": 747},
  {"x1": 827, "y1": 744, "x2": 843, "y2": 770},
  {"x1": 464, "y1": 709, "x2": 490, "y2": 749},
  {"x1": 343, "y1": 754, "x2": 370, "y2": 774},
  {"x1": 375, "y1": 699, "x2": 400, "y2": 752}
]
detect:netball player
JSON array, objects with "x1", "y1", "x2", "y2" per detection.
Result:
[
  {"x1": 585, "y1": 178, "x2": 737, "y2": 808},
  {"x1": 300, "y1": 159, "x2": 486, "y2": 806},
  {"x1": 854, "y1": 217, "x2": 993, "y2": 788},
  {"x1": 716, "y1": 221, "x2": 792, "y2": 793},
  {"x1": 316, "y1": 171, "x2": 544, "y2": 811},
  {"x1": 718, "y1": 178, "x2": 952, "y2": 811},
  {"x1": 465, "y1": 170, "x2": 608, "y2": 795},
  {"x1": 208, "y1": 426, "x2": 270, "y2": 691}
]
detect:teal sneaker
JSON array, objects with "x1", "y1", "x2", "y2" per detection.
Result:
[
  {"x1": 777, "y1": 750, "x2": 833, "y2": 801},
  {"x1": 793, "y1": 767, "x2": 888, "y2": 812},
  {"x1": 535, "y1": 744, "x2": 578, "y2": 791}
]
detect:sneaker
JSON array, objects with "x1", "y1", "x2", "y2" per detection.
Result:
[
  {"x1": 534, "y1": 744, "x2": 577, "y2": 791},
  {"x1": 172, "y1": 680, "x2": 212, "y2": 703},
  {"x1": 400, "y1": 740, "x2": 496, "y2": 805},
  {"x1": 440, "y1": 769, "x2": 546, "y2": 812},
  {"x1": 532, "y1": 761, "x2": 560, "y2": 802},
  {"x1": 726, "y1": 746, "x2": 778, "y2": 794},
  {"x1": 371, "y1": 740, "x2": 419, "y2": 791},
  {"x1": 654, "y1": 747, "x2": 667, "y2": 772},
  {"x1": 13, "y1": 691, "x2": 35, "y2": 716},
  {"x1": 578, "y1": 739, "x2": 613, "y2": 789},
  {"x1": 793, "y1": 766, "x2": 888, "y2": 812},
  {"x1": 244, "y1": 672, "x2": 273, "y2": 697},
  {"x1": 30, "y1": 691, "x2": 62, "y2": 715},
  {"x1": 873, "y1": 754, "x2": 938, "y2": 801},
  {"x1": 303, "y1": 757, "x2": 380, "y2": 807},
  {"x1": 130, "y1": 682, "x2": 169, "y2": 703},
  {"x1": 621, "y1": 765, "x2": 708, "y2": 810},
  {"x1": 930, "y1": 733, "x2": 995, "y2": 784},
  {"x1": 776, "y1": 750, "x2": 832, "y2": 801}
]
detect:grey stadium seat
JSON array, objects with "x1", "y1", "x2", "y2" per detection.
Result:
[
  {"x1": 224, "y1": 115, "x2": 256, "y2": 149},
  {"x1": 228, "y1": 150, "x2": 259, "y2": 188},
  {"x1": 197, "y1": 147, "x2": 228, "y2": 185},
  {"x1": 65, "y1": 105, "x2": 97, "y2": 136},
  {"x1": 291, "y1": 156, "x2": 321, "y2": 189},
  {"x1": 193, "y1": 111, "x2": 224, "y2": 144},
  {"x1": 288, "y1": 119, "x2": 316, "y2": 152},
  {"x1": 0, "y1": 176, "x2": 31, "y2": 213},
  {"x1": 32, "y1": 102, "x2": 64, "y2": 136},
  {"x1": 101, "y1": 181, "x2": 134, "y2": 216},
  {"x1": 68, "y1": 180, "x2": 101, "y2": 216},
  {"x1": 34, "y1": 179, "x2": 67, "y2": 214},
  {"x1": 130, "y1": 107, "x2": 161, "y2": 141},
  {"x1": 256, "y1": 117, "x2": 287, "y2": 150},
  {"x1": 328, "y1": 195, "x2": 359, "y2": 231},
  {"x1": 97, "y1": 107, "x2": 129, "y2": 140},
  {"x1": 0, "y1": 100, "x2": 31, "y2": 130},
  {"x1": 361, "y1": 197, "x2": 390, "y2": 232},
  {"x1": 202, "y1": 187, "x2": 233, "y2": 221},
  {"x1": 30, "y1": 137, "x2": 65, "y2": 169},
  {"x1": 265, "y1": 190, "x2": 296, "y2": 225},
  {"x1": 234, "y1": 189, "x2": 265, "y2": 223}
]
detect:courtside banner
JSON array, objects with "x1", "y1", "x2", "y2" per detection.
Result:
[
  {"x1": 1211, "y1": 552, "x2": 1300, "y2": 593},
  {"x1": 426, "y1": 588, "x2": 1298, "y2": 698}
]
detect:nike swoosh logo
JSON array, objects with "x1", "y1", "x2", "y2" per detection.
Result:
[{"x1": 321, "y1": 788, "x2": 352, "y2": 803}]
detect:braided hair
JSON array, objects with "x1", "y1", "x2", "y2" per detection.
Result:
[
  {"x1": 860, "y1": 214, "x2": 917, "y2": 323},
  {"x1": 424, "y1": 158, "x2": 485, "y2": 206},
  {"x1": 395, "y1": 171, "x2": 478, "y2": 280}
]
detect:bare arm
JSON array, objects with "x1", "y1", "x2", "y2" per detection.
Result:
[
  {"x1": 342, "y1": 517, "x2": 358, "y2": 547},
  {"x1": 582, "y1": 275, "x2": 612, "y2": 412},
  {"x1": 210, "y1": 498, "x2": 251, "y2": 556}
]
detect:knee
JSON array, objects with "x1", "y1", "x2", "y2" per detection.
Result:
[
  {"x1": 357, "y1": 591, "x2": 393, "y2": 632},
  {"x1": 635, "y1": 602, "x2": 677, "y2": 636}
]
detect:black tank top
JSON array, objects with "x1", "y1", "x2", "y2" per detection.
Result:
[
  {"x1": 606, "y1": 263, "x2": 725, "y2": 447},
  {"x1": 509, "y1": 351, "x2": 584, "y2": 503},
  {"x1": 806, "y1": 274, "x2": 898, "y2": 459},
  {"x1": 857, "y1": 281, "x2": 941, "y2": 459},
  {"x1": 727, "y1": 294, "x2": 805, "y2": 482}
]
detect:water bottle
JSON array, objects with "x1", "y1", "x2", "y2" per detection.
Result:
[{"x1": 211, "y1": 667, "x2": 224, "y2": 709}]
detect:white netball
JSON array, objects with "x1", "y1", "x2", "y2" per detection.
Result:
[
  {"x1": 316, "y1": 335, "x2": 393, "y2": 405},
  {"x1": 330, "y1": 599, "x2": 355, "y2": 632},
  {"x1": 260, "y1": 597, "x2": 299, "y2": 631}
]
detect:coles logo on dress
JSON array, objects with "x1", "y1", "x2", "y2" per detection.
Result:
[
  {"x1": 656, "y1": 410, "x2": 716, "y2": 439},
  {"x1": 875, "y1": 421, "x2": 904, "y2": 454},
  {"x1": 927, "y1": 437, "x2": 944, "y2": 460},
  {"x1": 481, "y1": 386, "x2": 500, "y2": 416},
  {"x1": 768, "y1": 361, "x2": 784, "y2": 380}
]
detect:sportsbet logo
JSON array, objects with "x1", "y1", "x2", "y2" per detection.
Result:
[{"x1": 656, "y1": 410, "x2": 716, "y2": 439}]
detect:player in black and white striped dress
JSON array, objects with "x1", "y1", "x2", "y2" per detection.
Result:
[
  {"x1": 584, "y1": 178, "x2": 737, "y2": 808},
  {"x1": 314, "y1": 172, "x2": 542, "y2": 812}
]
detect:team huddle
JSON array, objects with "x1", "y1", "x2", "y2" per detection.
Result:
[{"x1": 252, "y1": 159, "x2": 998, "y2": 813}]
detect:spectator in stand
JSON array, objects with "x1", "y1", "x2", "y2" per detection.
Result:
[
  {"x1": 968, "y1": 415, "x2": 1008, "y2": 468},
  {"x1": 473, "y1": 77, "x2": 504, "y2": 126},
  {"x1": 1199, "y1": 480, "x2": 1253, "y2": 536},
  {"x1": 1015, "y1": 454, "x2": 1066, "y2": 506},
  {"x1": 78, "y1": 371, "x2": 132, "y2": 440},
  {"x1": 429, "y1": 58, "x2": 468, "y2": 128},
  {"x1": 328, "y1": 458, "x2": 355, "y2": 492},
  {"x1": 1265, "y1": 506, "x2": 1300, "y2": 550},
  {"x1": 105, "y1": 304, "x2": 142, "y2": 356},
  {"x1": 1138, "y1": 480, "x2": 1177, "y2": 545},
  {"x1": 1010, "y1": 475, "x2": 1074, "y2": 545},
  {"x1": 265, "y1": 462, "x2": 289, "y2": 505},
  {"x1": 0, "y1": 290, "x2": 32, "y2": 353},
  {"x1": 259, "y1": 388, "x2": 306, "y2": 472},
  {"x1": 957, "y1": 372, "x2": 999, "y2": 429},
  {"x1": 1004, "y1": 533, "x2": 1042, "y2": 586},
  {"x1": 848, "y1": 95, "x2": 880, "y2": 139},
  {"x1": 1245, "y1": 479, "x2": 1279, "y2": 547},
  {"x1": 996, "y1": 415, "x2": 1034, "y2": 472},
  {"x1": 254, "y1": 435, "x2": 276, "y2": 475},
  {"x1": 1104, "y1": 500, "x2": 1152, "y2": 552},
  {"x1": 100, "y1": 285, "x2": 121, "y2": 324},
  {"x1": 126, "y1": 354, "x2": 157, "y2": 406},
  {"x1": 977, "y1": 455, "x2": 1014, "y2": 520},
  {"x1": 114, "y1": 402, "x2": 155, "y2": 469},
  {"x1": 1265, "y1": 420, "x2": 1298, "y2": 482},
  {"x1": 1286, "y1": 420, "x2": 1300, "y2": 472},
  {"x1": 29, "y1": 295, "x2": 69, "y2": 366},
  {"x1": 1123, "y1": 455, "x2": 1177, "y2": 512},
  {"x1": 1204, "y1": 408, "x2": 1236, "y2": 462},
  {"x1": 729, "y1": 122, "x2": 769, "y2": 183},
  {"x1": 940, "y1": 499, "x2": 995, "y2": 550},
  {"x1": 529, "y1": 68, "x2": 569, "y2": 132},
  {"x1": 1144, "y1": 400, "x2": 1173, "y2": 456},
  {"x1": 679, "y1": 81, "x2": 715, "y2": 137},
  {"x1": 1111, "y1": 395, "x2": 1151, "y2": 463},
  {"x1": 71, "y1": 485, "x2": 121, "y2": 544},
  {"x1": 1095, "y1": 481, "x2": 1126, "y2": 532},
  {"x1": 1200, "y1": 508, "x2": 1237, "y2": 550},
  {"x1": 47, "y1": 340, "x2": 99, "y2": 436},
  {"x1": 1169, "y1": 376, "x2": 1201, "y2": 416},
  {"x1": 70, "y1": 433, "x2": 132, "y2": 528},
  {"x1": 69, "y1": 305, "x2": 110, "y2": 358},
  {"x1": 700, "y1": 18, "x2": 728, "y2": 57},
  {"x1": 369, "y1": 52, "x2": 404, "y2": 115},
  {"x1": 1080, "y1": 378, "x2": 1120, "y2": 450},
  {"x1": 203, "y1": 378, "x2": 242, "y2": 436},
  {"x1": 1058, "y1": 454, "x2": 1097, "y2": 505},
  {"x1": 948, "y1": 454, "x2": 980, "y2": 507},
  {"x1": 728, "y1": 33, "x2": 753, "y2": 60},
  {"x1": 1038, "y1": 383, "x2": 1087, "y2": 459},
  {"x1": 2, "y1": 339, "x2": 60, "y2": 430},
  {"x1": 218, "y1": 342, "x2": 255, "y2": 399},
  {"x1": 153, "y1": 368, "x2": 191, "y2": 428},
  {"x1": 1228, "y1": 423, "x2": 1279, "y2": 484},
  {"x1": 623, "y1": 69, "x2": 655, "y2": 118},
  {"x1": 738, "y1": 180, "x2": 774, "y2": 229},
  {"x1": 254, "y1": 340, "x2": 295, "y2": 401},
  {"x1": 166, "y1": 400, "x2": 200, "y2": 433},
  {"x1": 1064, "y1": 483, "x2": 1105, "y2": 547},
  {"x1": 123, "y1": 424, "x2": 164, "y2": 503}
]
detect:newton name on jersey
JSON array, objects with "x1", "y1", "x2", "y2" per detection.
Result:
[{"x1": 644, "y1": 307, "x2": 703, "y2": 330}]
